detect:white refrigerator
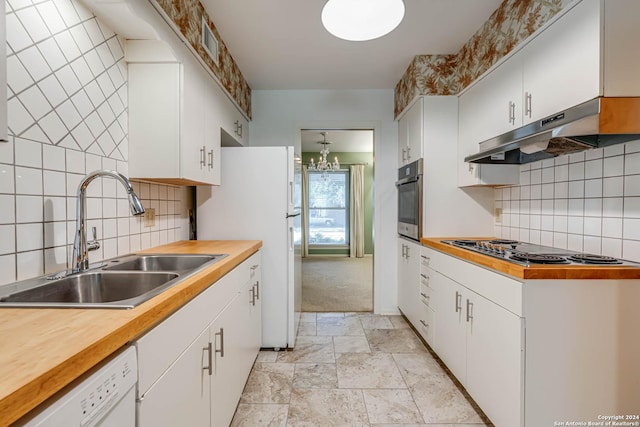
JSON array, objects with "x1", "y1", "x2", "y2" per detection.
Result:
[{"x1": 196, "y1": 147, "x2": 302, "y2": 349}]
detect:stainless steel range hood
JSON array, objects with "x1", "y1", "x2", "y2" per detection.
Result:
[{"x1": 465, "y1": 97, "x2": 640, "y2": 164}]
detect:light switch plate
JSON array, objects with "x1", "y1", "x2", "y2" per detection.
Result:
[
  {"x1": 144, "y1": 208, "x2": 156, "y2": 227},
  {"x1": 494, "y1": 207, "x2": 503, "y2": 224}
]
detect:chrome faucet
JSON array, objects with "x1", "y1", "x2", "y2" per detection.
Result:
[{"x1": 72, "y1": 170, "x2": 145, "y2": 273}]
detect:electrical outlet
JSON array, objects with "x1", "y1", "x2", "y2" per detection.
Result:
[
  {"x1": 144, "y1": 208, "x2": 156, "y2": 227},
  {"x1": 494, "y1": 207, "x2": 503, "y2": 224}
]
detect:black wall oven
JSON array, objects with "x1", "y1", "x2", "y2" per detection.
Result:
[{"x1": 396, "y1": 158, "x2": 423, "y2": 241}]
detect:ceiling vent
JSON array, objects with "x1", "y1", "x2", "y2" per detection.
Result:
[{"x1": 201, "y1": 17, "x2": 219, "y2": 66}]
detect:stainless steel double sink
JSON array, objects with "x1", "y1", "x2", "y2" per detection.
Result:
[{"x1": 0, "y1": 254, "x2": 227, "y2": 309}]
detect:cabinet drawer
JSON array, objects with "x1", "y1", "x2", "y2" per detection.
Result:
[
  {"x1": 420, "y1": 283, "x2": 433, "y2": 308},
  {"x1": 136, "y1": 259, "x2": 245, "y2": 395},
  {"x1": 417, "y1": 305, "x2": 435, "y2": 346},
  {"x1": 424, "y1": 247, "x2": 523, "y2": 316}
]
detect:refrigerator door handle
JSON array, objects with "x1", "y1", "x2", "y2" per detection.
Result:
[{"x1": 286, "y1": 213, "x2": 301, "y2": 218}]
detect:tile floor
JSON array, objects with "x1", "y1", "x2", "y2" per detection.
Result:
[{"x1": 230, "y1": 312, "x2": 492, "y2": 427}]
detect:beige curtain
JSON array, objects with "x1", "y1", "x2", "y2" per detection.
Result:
[
  {"x1": 349, "y1": 164, "x2": 365, "y2": 258},
  {"x1": 301, "y1": 165, "x2": 309, "y2": 257}
]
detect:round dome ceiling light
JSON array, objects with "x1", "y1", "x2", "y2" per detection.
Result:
[{"x1": 321, "y1": 0, "x2": 406, "y2": 42}]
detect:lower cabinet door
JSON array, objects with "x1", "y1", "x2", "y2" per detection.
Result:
[
  {"x1": 465, "y1": 292, "x2": 523, "y2": 427},
  {"x1": 430, "y1": 270, "x2": 467, "y2": 383},
  {"x1": 138, "y1": 327, "x2": 211, "y2": 427},
  {"x1": 210, "y1": 293, "x2": 246, "y2": 427}
]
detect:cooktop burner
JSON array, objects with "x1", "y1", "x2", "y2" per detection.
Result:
[
  {"x1": 510, "y1": 253, "x2": 569, "y2": 264},
  {"x1": 568, "y1": 254, "x2": 622, "y2": 264}
]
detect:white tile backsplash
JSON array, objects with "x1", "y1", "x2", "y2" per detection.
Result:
[
  {"x1": 496, "y1": 141, "x2": 640, "y2": 258},
  {"x1": 2, "y1": 0, "x2": 190, "y2": 283}
]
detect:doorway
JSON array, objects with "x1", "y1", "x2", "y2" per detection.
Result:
[{"x1": 300, "y1": 129, "x2": 374, "y2": 312}]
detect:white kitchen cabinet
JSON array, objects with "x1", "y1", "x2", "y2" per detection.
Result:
[
  {"x1": 457, "y1": 63, "x2": 521, "y2": 187},
  {"x1": 397, "y1": 238, "x2": 421, "y2": 327},
  {"x1": 137, "y1": 326, "x2": 211, "y2": 427},
  {"x1": 520, "y1": 0, "x2": 601, "y2": 124},
  {"x1": 398, "y1": 97, "x2": 423, "y2": 166},
  {"x1": 136, "y1": 251, "x2": 262, "y2": 427},
  {"x1": 217, "y1": 86, "x2": 250, "y2": 147},
  {"x1": 415, "y1": 251, "x2": 435, "y2": 346},
  {"x1": 422, "y1": 246, "x2": 524, "y2": 427},
  {"x1": 0, "y1": 0, "x2": 7, "y2": 143},
  {"x1": 128, "y1": 62, "x2": 220, "y2": 186}
]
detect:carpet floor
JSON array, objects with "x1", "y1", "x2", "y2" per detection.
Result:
[{"x1": 302, "y1": 256, "x2": 373, "y2": 312}]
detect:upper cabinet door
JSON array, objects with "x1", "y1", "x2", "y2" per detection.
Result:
[
  {"x1": 398, "y1": 98, "x2": 423, "y2": 166},
  {"x1": 522, "y1": 0, "x2": 602, "y2": 124}
]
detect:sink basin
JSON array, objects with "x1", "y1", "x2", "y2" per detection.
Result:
[
  {"x1": 104, "y1": 254, "x2": 223, "y2": 272},
  {"x1": 0, "y1": 253, "x2": 228, "y2": 309},
  {"x1": 0, "y1": 272, "x2": 180, "y2": 308}
]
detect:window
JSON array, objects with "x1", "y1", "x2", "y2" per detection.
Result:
[{"x1": 308, "y1": 171, "x2": 349, "y2": 245}]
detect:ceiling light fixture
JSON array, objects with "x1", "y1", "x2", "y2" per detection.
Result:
[
  {"x1": 321, "y1": 0, "x2": 405, "y2": 42},
  {"x1": 308, "y1": 132, "x2": 340, "y2": 177}
]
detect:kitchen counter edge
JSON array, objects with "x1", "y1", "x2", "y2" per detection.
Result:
[
  {"x1": 420, "y1": 237, "x2": 640, "y2": 280},
  {"x1": 0, "y1": 240, "x2": 262, "y2": 427}
]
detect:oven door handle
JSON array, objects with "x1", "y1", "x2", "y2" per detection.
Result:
[{"x1": 395, "y1": 176, "x2": 421, "y2": 186}]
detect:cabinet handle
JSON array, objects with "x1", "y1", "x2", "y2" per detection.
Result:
[
  {"x1": 406, "y1": 146, "x2": 411, "y2": 161},
  {"x1": 238, "y1": 123, "x2": 243, "y2": 137},
  {"x1": 419, "y1": 319, "x2": 429, "y2": 328},
  {"x1": 203, "y1": 342, "x2": 212, "y2": 375},
  {"x1": 250, "y1": 286, "x2": 255, "y2": 306},
  {"x1": 199, "y1": 146, "x2": 206, "y2": 168},
  {"x1": 405, "y1": 246, "x2": 410, "y2": 258},
  {"x1": 215, "y1": 328, "x2": 224, "y2": 358},
  {"x1": 401, "y1": 244, "x2": 406, "y2": 258},
  {"x1": 254, "y1": 281, "x2": 259, "y2": 300},
  {"x1": 455, "y1": 291, "x2": 462, "y2": 313},
  {"x1": 525, "y1": 92, "x2": 532, "y2": 117},
  {"x1": 508, "y1": 101, "x2": 516, "y2": 125},
  {"x1": 402, "y1": 148, "x2": 407, "y2": 163},
  {"x1": 208, "y1": 150, "x2": 213, "y2": 169},
  {"x1": 466, "y1": 299, "x2": 474, "y2": 322},
  {"x1": 420, "y1": 292, "x2": 430, "y2": 303}
]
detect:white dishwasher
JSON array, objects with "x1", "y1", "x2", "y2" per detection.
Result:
[{"x1": 16, "y1": 346, "x2": 138, "y2": 427}]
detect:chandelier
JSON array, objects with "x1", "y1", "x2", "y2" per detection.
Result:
[{"x1": 308, "y1": 132, "x2": 340, "y2": 175}]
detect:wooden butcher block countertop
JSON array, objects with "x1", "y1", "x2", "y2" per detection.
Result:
[
  {"x1": 0, "y1": 240, "x2": 262, "y2": 427},
  {"x1": 421, "y1": 238, "x2": 640, "y2": 280}
]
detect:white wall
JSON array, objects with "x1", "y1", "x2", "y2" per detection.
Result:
[
  {"x1": 494, "y1": 141, "x2": 640, "y2": 262},
  {"x1": 250, "y1": 89, "x2": 399, "y2": 314}
]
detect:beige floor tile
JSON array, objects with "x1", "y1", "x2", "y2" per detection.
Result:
[
  {"x1": 317, "y1": 312, "x2": 345, "y2": 318},
  {"x1": 336, "y1": 353, "x2": 406, "y2": 389},
  {"x1": 365, "y1": 328, "x2": 427, "y2": 353},
  {"x1": 363, "y1": 389, "x2": 423, "y2": 424},
  {"x1": 276, "y1": 336, "x2": 335, "y2": 363},
  {"x1": 287, "y1": 388, "x2": 369, "y2": 426},
  {"x1": 297, "y1": 322, "x2": 317, "y2": 336},
  {"x1": 255, "y1": 350, "x2": 279, "y2": 363},
  {"x1": 317, "y1": 316, "x2": 365, "y2": 336},
  {"x1": 392, "y1": 352, "x2": 446, "y2": 381},
  {"x1": 408, "y1": 374, "x2": 484, "y2": 424},
  {"x1": 239, "y1": 363, "x2": 295, "y2": 404},
  {"x1": 230, "y1": 403, "x2": 288, "y2": 426},
  {"x1": 359, "y1": 315, "x2": 395, "y2": 329},
  {"x1": 370, "y1": 424, "x2": 430, "y2": 427},
  {"x1": 293, "y1": 363, "x2": 338, "y2": 389},
  {"x1": 334, "y1": 335, "x2": 371, "y2": 353},
  {"x1": 300, "y1": 312, "x2": 317, "y2": 323},
  {"x1": 388, "y1": 315, "x2": 411, "y2": 329}
]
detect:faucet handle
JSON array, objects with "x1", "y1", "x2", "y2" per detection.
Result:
[{"x1": 88, "y1": 226, "x2": 100, "y2": 252}]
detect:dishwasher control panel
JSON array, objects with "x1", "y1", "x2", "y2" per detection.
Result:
[{"x1": 18, "y1": 346, "x2": 138, "y2": 427}]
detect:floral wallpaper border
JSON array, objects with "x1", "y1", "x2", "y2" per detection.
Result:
[
  {"x1": 394, "y1": 0, "x2": 565, "y2": 118},
  {"x1": 153, "y1": 0, "x2": 252, "y2": 119}
]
